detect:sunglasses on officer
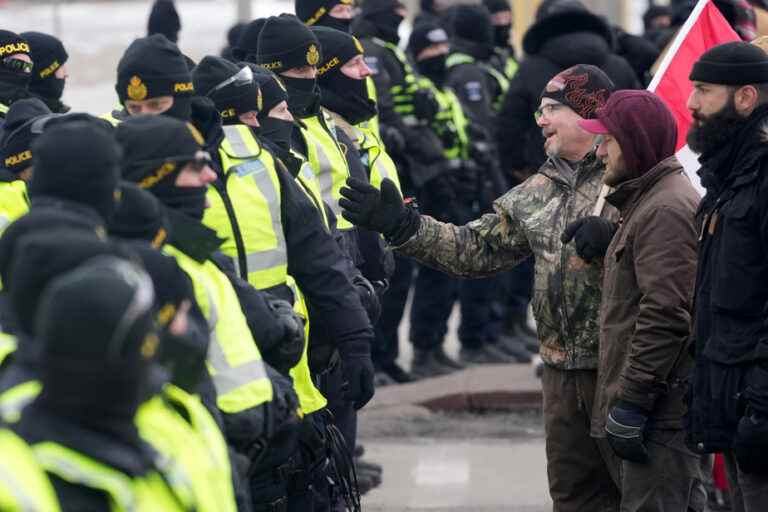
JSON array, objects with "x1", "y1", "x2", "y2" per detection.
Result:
[
  {"x1": 2, "y1": 56, "x2": 33, "y2": 75},
  {"x1": 205, "y1": 65, "x2": 254, "y2": 97}
]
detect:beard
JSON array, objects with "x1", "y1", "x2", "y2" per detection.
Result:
[{"x1": 686, "y1": 96, "x2": 747, "y2": 155}]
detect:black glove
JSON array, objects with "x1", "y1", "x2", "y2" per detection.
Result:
[
  {"x1": 262, "y1": 298, "x2": 305, "y2": 376},
  {"x1": 734, "y1": 408, "x2": 768, "y2": 474},
  {"x1": 605, "y1": 400, "x2": 650, "y2": 463},
  {"x1": 561, "y1": 216, "x2": 618, "y2": 263},
  {"x1": 412, "y1": 88, "x2": 439, "y2": 123},
  {"x1": 353, "y1": 274, "x2": 381, "y2": 325},
  {"x1": 381, "y1": 125, "x2": 406, "y2": 155},
  {"x1": 339, "y1": 177, "x2": 406, "y2": 237},
  {"x1": 337, "y1": 339, "x2": 375, "y2": 410}
]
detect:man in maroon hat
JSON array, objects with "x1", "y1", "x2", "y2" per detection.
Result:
[{"x1": 564, "y1": 89, "x2": 705, "y2": 511}]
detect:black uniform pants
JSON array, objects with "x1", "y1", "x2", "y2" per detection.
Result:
[{"x1": 372, "y1": 254, "x2": 413, "y2": 367}]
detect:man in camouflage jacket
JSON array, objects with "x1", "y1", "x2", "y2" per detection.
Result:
[{"x1": 340, "y1": 65, "x2": 622, "y2": 511}]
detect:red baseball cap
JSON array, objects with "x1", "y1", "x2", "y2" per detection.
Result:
[{"x1": 577, "y1": 117, "x2": 610, "y2": 134}]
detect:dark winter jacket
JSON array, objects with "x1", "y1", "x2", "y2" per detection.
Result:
[
  {"x1": 496, "y1": 16, "x2": 639, "y2": 174},
  {"x1": 688, "y1": 107, "x2": 768, "y2": 453}
]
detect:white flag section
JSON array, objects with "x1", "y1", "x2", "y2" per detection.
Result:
[{"x1": 647, "y1": 0, "x2": 741, "y2": 195}]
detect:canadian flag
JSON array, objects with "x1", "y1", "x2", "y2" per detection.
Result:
[{"x1": 648, "y1": 0, "x2": 741, "y2": 194}]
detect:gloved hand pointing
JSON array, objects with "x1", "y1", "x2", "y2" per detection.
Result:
[{"x1": 561, "y1": 216, "x2": 617, "y2": 263}]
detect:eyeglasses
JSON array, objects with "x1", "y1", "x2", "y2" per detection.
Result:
[
  {"x1": 2, "y1": 57, "x2": 33, "y2": 75},
  {"x1": 534, "y1": 103, "x2": 562, "y2": 121},
  {"x1": 206, "y1": 65, "x2": 254, "y2": 97}
]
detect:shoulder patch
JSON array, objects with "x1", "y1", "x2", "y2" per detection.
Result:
[{"x1": 465, "y1": 81, "x2": 483, "y2": 102}]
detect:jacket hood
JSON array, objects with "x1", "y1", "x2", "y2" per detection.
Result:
[
  {"x1": 538, "y1": 31, "x2": 611, "y2": 68},
  {"x1": 523, "y1": 9, "x2": 613, "y2": 55}
]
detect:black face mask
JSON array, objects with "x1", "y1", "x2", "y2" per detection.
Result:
[
  {"x1": 260, "y1": 116, "x2": 295, "y2": 153},
  {"x1": 494, "y1": 24, "x2": 512, "y2": 48},
  {"x1": 320, "y1": 15, "x2": 353, "y2": 33},
  {"x1": 319, "y1": 71, "x2": 377, "y2": 125},
  {"x1": 281, "y1": 76, "x2": 321, "y2": 118},
  {"x1": 158, "y1": 186, "x2": 208, "y2": 222},
  {"x1": 417, "y1": 55, "x2": 447, "y2": 87},
  {"x1": 0, "y1": 67, "x2": 30, "y2": 104},
  {"x1": 161, "y1": 96, "x2": 192, "y2": 122},
  {"x1": 31, "y1": 76, "x2": 65, "y2": 102},
  {"x1": 368, "y1": 11, "x2": 404, "y2": 45},
  {"x1": 158, "y1": 317, "x2": 209, "y2": 393}
]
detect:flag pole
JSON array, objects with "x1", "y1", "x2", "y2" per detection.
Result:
[{"x1": 591, "y1": 0, "x2": 711, "y2": 216}]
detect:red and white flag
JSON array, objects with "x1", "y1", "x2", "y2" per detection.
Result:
[{"x1": 648, "y1": 0, "x2": 741, "y2": 193}]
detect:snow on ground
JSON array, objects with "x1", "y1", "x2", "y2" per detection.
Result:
[{"x1": 0, "y1": 0, "x2": 296, "y2": 113}]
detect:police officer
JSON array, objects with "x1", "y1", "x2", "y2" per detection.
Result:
[
  {"x1": 295, "y1": 0, "x2": 355, "y2": 32},
  {"x1": 11, "y1": 253, "x2": 190, "y2": 510},
  {"x1": 482, "y1": 0, "x2": 518, "y2": 83},
  {"x1": 107, "y1": 34, "x2": 195, "y2": 123},
  {"x1": 0, "y1": 427, "x2": 60, "y2": 511},
  {"x1": 0, "y1": 99, "x2": 52, "y2": 232},
  {"x1": 0, "y1": 30, "x2": 33, "y2": 126},
  {"x1": 20, "y1": 32, "x2": 70, "y2": 113}
]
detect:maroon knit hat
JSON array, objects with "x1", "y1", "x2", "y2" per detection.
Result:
[{"x1": 539, "y1": 64, "x2": 615, "y2": 119}]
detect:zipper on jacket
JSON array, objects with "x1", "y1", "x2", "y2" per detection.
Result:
[
  {"x1": 559, "y1": 185, "x2": 576, "y2": 354},
  {"x1": 213, "y1": 170, "x2": 249, "y2": 282}
]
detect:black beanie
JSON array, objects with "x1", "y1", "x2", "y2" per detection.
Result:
[
  {"x1": 296, "y1": 0, "x2": 353, "y2": 25},
  {"x1": 256, "y1": 14, "x2": 323, "y2": 73},
  {"x1": 20, "y1": 31, "x2": 68, "y2": 103},
  {"x1": 452, "y1": 5, "x2": 494, "y2": 47},
  {"x1": 109, "y1": 182, "x2": 170, "y2": 248},
  {"x1": 540, "y1": 64, "x2": 615, "y2": 119},
  {"x1": 234, "y1": 18, "x2": 268, "y2": 62},
  {"x1": 689, "y1": 41, "x2": 768, "y2": 85},
  {"x1": 408, "y1": 22, "x2": 449, "y2": 59},
  {"x1": 250, "y1": 64, "x2": 288, "y2": 120},
  {"x1": 193, "y1": 56, "x2": 261, "y2": 122},
  {"x1": 147, "y1": 0, "x2": 181, "y2": 43},
  {"x1": 116, "y1": 34, "x2": 194, "y2": 105},
  {"x1": 8, "y1": 230, "x2": 118, "y2": 336},
  {"x1": 0, "y1": 30, "x2": 32, "y2": 93},
  {"x1": 29, "y1": 119, "x2": 122, "y2": 222},
  {"x1": 361, "y1": 0, "x2": 405, "y2": 16},
  {"x1": 0, "y1": 30, "x2": 31, "y2": 60},
  {"x1": 35, "y1": 255, "x2": 156, "y2": 364},
  {"x1": 483, "y1": 0, "x2": 512, "y2": 14},
  {"x1": 0, "y1": 98, "x2": 51, "y2": 174},
  {"x1": 312, "y1": 26, "x2": 363, "y2": 78}
]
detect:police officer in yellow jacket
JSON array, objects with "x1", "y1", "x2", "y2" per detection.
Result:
[
  {"x1": 0, "y1": 30, "x2": 33, "y2": 128},
  {"x1": 12, "y1": 253, "x2": 191, "y2": 511},
  {"x1": 0, "y1": 428, "x2": 60, "y2": 512}
]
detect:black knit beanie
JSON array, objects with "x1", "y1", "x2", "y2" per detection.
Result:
[
  {"x1": 690, "y1": 41, "x2": 768, "y2": 85},
  {"x1": 0, "y1": 30, "x2": 32, "y2": 93},
  {"x1": 296, "y1": 0, "x2": 354, "y2": 27},
  {"x1": 147, "y1": 0, "x2": 181, "y2": 43},
  {"x1": 20, "y1": 31, "x2": 68, "y2": 105},
  {"x1": 234, "y1": 18, "x2": 268, "y2": 62},
  {"x1": 408, "y1": 22, "x2": 449, "y2": 59},
  {"x1": 116, "y1": 35, "x2": 194, "y2": 105},
  {"x1": 193, "y1": 56, "x2": 261, "y2": 123},
  {"x1": 29, "y1": 118, "x2": 122, "y2": 222},
  {"x1": 452, "y1": 5, "x2": 494, "y2": 47},
  {"x1": 256, "y1": 14, "x2": 323, "y2": 73}
]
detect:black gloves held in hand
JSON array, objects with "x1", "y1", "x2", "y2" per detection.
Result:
[
  {"x1": 606, "y1": 400, "x2": 650, "y2": 464},
  {"x1": 353, "y1": 274, "x2": 381, "y2": 325},
  {"x1": 735, "y1": 408, "x2": 768, "y2": 474},
  {"x1": 262, "y1": 298, "x2": 305, "y2": 376},
  {"x1": 337, "y1": 339, "x2": 375, "y2": 410},
  {"x1": 339, "y1": 177, "x2": 420, "y2": 244},
  {"x1": 561, "y1": 216, "x2": 618, "y2": 263}
]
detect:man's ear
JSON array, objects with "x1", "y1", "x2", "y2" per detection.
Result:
[{"x1": 735, "y1": 84, "x2": 760, "y2": 115}]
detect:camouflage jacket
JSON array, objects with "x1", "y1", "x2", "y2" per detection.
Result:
[{"x1": 396, "y1": 151, "x2": 618, "y2": 370}]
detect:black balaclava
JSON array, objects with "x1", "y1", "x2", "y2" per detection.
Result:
[
  {"x1": 296, "y1": 0, "x2": 355, "y2": 33},
  {"x1": 257, "y1": 14, "x2": 323, "y2": 118},
  {"x1": 29, "y1": 118, "x2": 122, "y2": 223},
  {"x1": 33, "y1": 254, "x2": 157, "y2": 434},
  {"x1": 193, "y1": 56, "x2": 260, "y2": 126},
  {"x1": 312, "y1": 27, "x2": 377, "y2": 125},
  {"x1": 0, "y1": 30, "x2": 32, "y2": 104},
  {"x1": 147, "y1": 0, "x2": 181, "y2": 43},
  {"x1": 252, "y1": 66, "x2": 295, "y2": 152},
  {"x1": 0, "y1": 98, "x2": 51, "y2": 175},
  {"x1": 109, "y1": 182, "x2": 170, "y2": 247},
  {"x1": 408, "y1": 23, "x2": 449, "y2": 86},
  {"x1": 20, "y1": 32, "x2": 69, "y2": 113},
  {"x1": 452, "y1": 5, "x2": 495, "y2": 60},
  {"x1": 361, "y1": 1, "x2": 405, "y2": 45},
  {"x1": 116, "y1": 114, "x2": 208, "y2": 221},
  {"x1": 482, "y1": 0, "x2": 513, "y2": 48},
  {"x1": 115, "y1": 34, "x2": 195, "y2": 121}
]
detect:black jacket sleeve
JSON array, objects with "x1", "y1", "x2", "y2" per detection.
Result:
[{"x1": 277, "y1": 164, "x2": 373, "y2": 348}]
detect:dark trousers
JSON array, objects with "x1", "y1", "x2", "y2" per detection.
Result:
[
  {"x1": 723, "y1": 450, "x2": 768, "y2": 512},
  {"x1": 372, "y1": 254, "x2": 413, "y2": 367},
  {"x1": 409, "y1": 264, "x2": 495, "y2": 350},
  {"x1": 542, "y1": 365, "x2": 621, "y2": 512}
]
